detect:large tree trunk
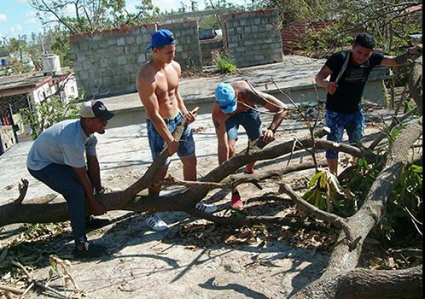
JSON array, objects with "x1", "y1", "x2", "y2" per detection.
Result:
[
  {"x1": 0, "y1": 128, "x2": 331, "y2": 226},
  {"x1": 290, "y1": 117, "x2": 423, "y2": 298},
  {"x1": 334, "y1": 265, "x2": 423, "y2": 299}
]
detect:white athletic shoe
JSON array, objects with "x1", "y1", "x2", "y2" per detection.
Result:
[
  {"x1": 145, "y1": 214, "x2": 169, "y2": 231},
  {"x1": 195, "y1": 201, "x2": 218, "y2": 213}
]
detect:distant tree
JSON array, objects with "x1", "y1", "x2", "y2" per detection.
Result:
[
  {"x1": 339, "y1": 0, "x2": 422, "y2": 54},
  {"x1": 28, "y1": 0, "x2": 161, "y2": 35},
  {"x1": 198, "y1": 15, "x2": 220, "y2": 31},
  {"x1": 198, "y1": 0, "x2": 243, "y2": 31},
  {"x1": 271, "y1": 0, "x2": 422, "y2": 57},
  {"x1": 2, "y1": 36, "x2": 30, "y2": 74},
  {"x1": 269, "y1": 0, "x2": 346, "y2": 27},
  {"x1": 26, "y1": 0, "x2": 161, "y2": 68},
  {"x1": 245, "y1": 0, "x2": 271, "y2": 11},
  {"x1": 204, "y1": 0, "x2": 238, "y2": 10},
  {"x1": 49, "y1": 29, "x2": 73, "y2": 67}
]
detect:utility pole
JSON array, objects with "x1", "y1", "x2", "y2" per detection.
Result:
[{"x1": 18, "y1": 35, "x2": 23, "y2": 63}]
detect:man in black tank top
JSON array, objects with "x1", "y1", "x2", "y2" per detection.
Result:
[{"x1": 315, "y1": 32, "x2": 422, "y2": 175}]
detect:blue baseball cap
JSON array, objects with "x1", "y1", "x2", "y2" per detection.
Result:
[
  {"x1": 215, "y1": 83, "x2": 237, "y2": 114},
  {"x1": 146, "y1": 29, "x2": 176, "y2": 50}
]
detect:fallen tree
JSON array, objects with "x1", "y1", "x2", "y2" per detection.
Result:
[
  {"x1": 0, "y1": 127, "x2": 333, "y2": 225},
  {"x1": 1, "y1": 58, "x2": 423, "y2": 299},
  {"x1": 1, "y1": 113, "x2": 422, "y2": 298},
  {"x1": 289, "y1": 117, "x2": 423, "y2": 298},
  {"x1": 287, "y1": 55, "x2": 423, "y2": 298}
]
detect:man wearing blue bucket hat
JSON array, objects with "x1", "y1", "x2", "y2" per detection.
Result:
[
  {"x1": 213, "y1": 81, "x2": 287, "y2": 209},
  {"x1": 137, "y1": 29, "x2": 217, "y2": 231}
]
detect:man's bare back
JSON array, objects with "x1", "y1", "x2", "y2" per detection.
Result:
[{"x1": 212, "y1": 81, "x2": 281, "y2": 126}]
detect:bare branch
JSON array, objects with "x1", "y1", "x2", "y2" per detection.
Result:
[
  {"x1": 278, "y1": 182, "x2": 355, "y2": 244},
  {"x1": 14, "y1": 179, "x2": 29, "y2": 204},
  {"x1": 11, "y1": 260, "x2": 67, "y2": 298},
  {"x1": 0, "y1": 284, "x2": 25, "y2": 294}
]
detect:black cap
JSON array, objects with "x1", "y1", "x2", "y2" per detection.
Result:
[{"x1": 79, "y1": 100, "x2": 115, "y2": 121}]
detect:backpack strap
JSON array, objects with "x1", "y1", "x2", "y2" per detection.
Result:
[{"x1": 335, "y1": 51, "x2": 351, "y2": 84}]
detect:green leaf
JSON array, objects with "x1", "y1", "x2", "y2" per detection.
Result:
[
  {"x1": 328, "y1": 173, "x2": 341, "y2": 193},
  {"x1": 309, "y1": 172, "x2": 323, "y2": 188}
]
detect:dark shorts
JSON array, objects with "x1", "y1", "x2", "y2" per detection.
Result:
[
  {"x1": 325, "y1": 109, "x2": 365, "y2": 159},
  {"x1": 226, "y1": 109, "x2": 262, "y2": 141},
  {"x1": 147, "y1": 112, "x2": 196, "y2": 164}
]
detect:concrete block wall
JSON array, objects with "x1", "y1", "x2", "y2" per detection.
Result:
[
  {"x1": 200, "y1": 38, "x2": 224, "y2": 65},
  {"x1": 69, "y1": 21, "x2": 202, "y2": 97},
  {"x1": 221, "y1": 9, "x2": 282, "y2": 68}
]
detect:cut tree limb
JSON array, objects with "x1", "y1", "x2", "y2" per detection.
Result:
[
  {"x1": 334, "y1": 265, "x2": 423, "y2": 299},
  {"x1": 0, "y1": 127, "x2": 328, "y2": 226},
  {"x1": 0, "y1": 126, "x2": 383, "y2": 227}
]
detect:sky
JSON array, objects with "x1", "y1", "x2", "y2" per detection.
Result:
[{"x1": 0, "y1": 0, "x2": 246, "y2": 42}]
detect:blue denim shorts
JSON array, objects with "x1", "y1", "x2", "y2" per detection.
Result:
[
  {"x1": 147, "y1": 113, "x2": 196, "y2": 163},
  {"x1": 226, "y1": 109, "x2": 262, "y2": 141},
  {"x1": 325, "y1": 109, "x2": 365, "y2": 159}
]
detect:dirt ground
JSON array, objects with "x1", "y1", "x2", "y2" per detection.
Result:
[{"x1": 0, "y1": 103, "x2": 395, "y2": 299}]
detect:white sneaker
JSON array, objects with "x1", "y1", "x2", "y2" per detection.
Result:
[
  {"x1": 145, "y1": 214, "x2": 169, "y2": 231},
  {"x1": 195, "y1": 201, "x2": 218, "y2": 213}
]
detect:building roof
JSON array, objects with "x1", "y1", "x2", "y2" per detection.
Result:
[{"x1": 0, "y1": 68, "x2": 74, "y2": 98}]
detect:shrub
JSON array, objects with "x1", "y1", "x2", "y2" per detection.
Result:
[
  {"x1": 215, "y1": 57, "x2": 237, "y2": 73},
  {"x1": 20, "y1": 95, "x2": 80, "y2": 140},
  {"x1": 212, "y1": 50, "x2": 237, "y2": 74}
]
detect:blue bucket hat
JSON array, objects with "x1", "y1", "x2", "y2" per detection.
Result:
[
  {"x1": 215, "y1": 83, "x2": 237, "y2": 114},
  {"x1": 146, "y1": 29, "x2": 176, "y2": 50}
]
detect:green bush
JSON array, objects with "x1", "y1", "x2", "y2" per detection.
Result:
[
  {"x1": 20, "y1": 95, "x2": 80, "y2": 140},
  {"x1": 215, "y1": 57, "x2": 237, "y2": 73},
  {"x1": 379, "y1": 164, "x2": 423, "y2": 243},
  {"x1": 304, "y1": 158, "x2": 423, "y2": 246}
]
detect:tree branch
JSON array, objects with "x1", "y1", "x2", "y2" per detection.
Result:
[
  {"x1": 278, "y1": 182, "x2": 356, "y2": 244},
  {"x1": 292, "y1": 117, "x2": 423, "y2": 298},
  {"x1": 13, "y1": 179, "x2": 29, "y2": 204}
]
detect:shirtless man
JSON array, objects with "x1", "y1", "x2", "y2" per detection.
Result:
[
  {"x1": 137, "y1": 29, "x2": 216, "y2": 231},
  {"x1": 212, "y1": 81, "x2": 287, "y2": 209}
]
